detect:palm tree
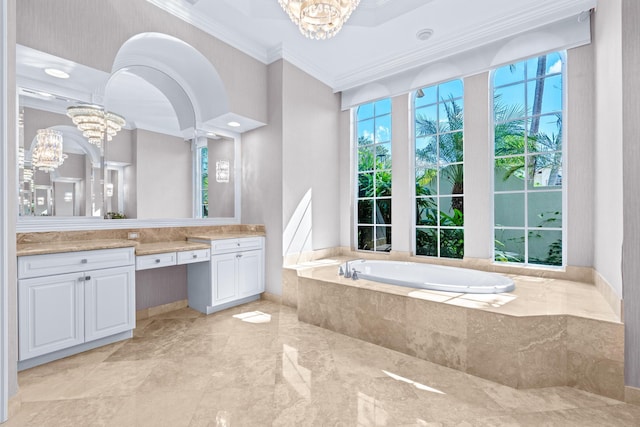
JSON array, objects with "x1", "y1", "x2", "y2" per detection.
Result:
[{"x1": 415, "y1": 95, "x2": 464, "y2": 213}]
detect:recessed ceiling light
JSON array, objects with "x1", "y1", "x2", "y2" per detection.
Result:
[
  {"x1": 416, "y1": 28, "x2": 434, "y2": 41},
  {"x1": 227, "y1": 121, "x2": 241, "y2": 128},
  {"x1": 44, "y1": 68, "x2": 70, "y2": 79}
]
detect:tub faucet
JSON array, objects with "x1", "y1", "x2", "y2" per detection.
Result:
[
  {"x1": 351, "y1": 269, "x2": 359, "y2": 280},
  {"x1": 343, "y1": 261, "x2": 351, "y2": 278}
]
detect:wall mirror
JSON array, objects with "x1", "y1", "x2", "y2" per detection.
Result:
[{"x1": 16, "y1": 40, "x2": 242, "y2": 229}]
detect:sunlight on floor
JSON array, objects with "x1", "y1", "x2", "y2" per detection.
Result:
[{"x1": 232, "y1": 311, "x2": 272, "y2": 323}]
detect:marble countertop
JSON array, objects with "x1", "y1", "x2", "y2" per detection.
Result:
[
  {"x1": 17, "y1": 239, "x2": 137, "y2": 257},
  {"x1": 187, "y1": 232, "x2": 265, "y2": 241},
  {"x1": 135, "y1": 241, "x2": 211, "y2": 256}
]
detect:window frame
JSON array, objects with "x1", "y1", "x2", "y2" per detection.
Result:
[
  {"x1": 491, "y1": 51, "x2": 567, "y2": 267},
  {"x1": 411, "y1": 79, "x2": 465, "y2": 260},
  {"x1": 353, "y1": 99, "x2": 393, "y2": 253}
]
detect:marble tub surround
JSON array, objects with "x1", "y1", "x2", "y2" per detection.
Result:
[
  {"x1": 16, "y1": 239, "x2": 137, "y2": 256},
  {"x1": 282, "y1": 257, "x2": 347, "y2": 308},
  {"x1": 297, "y1": 265, "x2": 624, "y2": 400},
  {"x1": 626, "y1": 386, "x2": 640, "y2": 406},
  {"x1": 7, "y1": 301, "x2": 640, "y2": 426}
]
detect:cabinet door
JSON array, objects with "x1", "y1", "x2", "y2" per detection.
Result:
[
  {"x1": 19, "y1": 273, "x2": 84, "y2": 360},
  {"x1": 212, "y1": 253, "x2": 238, "y2": 305},
  {"x1": 84, "y1": 266, "x2": 135, "y2": 342},
  {"x1": 238, "y1": 250, "x2": 264, "y2": 297}
]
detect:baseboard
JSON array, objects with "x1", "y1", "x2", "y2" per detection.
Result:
[
  {"x1": 626, "y1": 386, "x2": 640, "y2": 406},
  {"x1": 594, "y1": 270, "x2": 623, "y2": 321},
  {"x1": 8, "y1": 392, "x2": 21, "y2": 419},
  {"x1": 261, "y1": 292, "x2": 282, "y2": 305},
  {"x1": 136, "y1": 299, "x2": 188, "y2": 320}
]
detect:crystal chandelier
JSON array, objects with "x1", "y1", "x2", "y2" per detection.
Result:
[
  {"x1": 66, "y1": 105, "x2": 126, "y2": 148},
  {"x1": 278, "y1": 0, "x2": 360, "y2": 40},
  {"x1": 32, "y1": 129, "x2": 67, "y2": 172}
]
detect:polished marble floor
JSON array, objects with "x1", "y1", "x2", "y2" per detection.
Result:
[{"x1": 7, "y1": 300, "x2": 640, "y2": 426}]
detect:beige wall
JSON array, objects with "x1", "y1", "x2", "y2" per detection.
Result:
[
  {"x1": 566, "y1": 45, "x2": 596, "y2": 267},
  {"x1": 463, "y1": 73, "x2": 492, "y2": 259},
  {"x1": 593, "y1": 1, "x2": 624, "y2": 297},
  {"x1": 134, "y1": 129, "x2": 191, "y2": 219},
  {"x1": 242, "y1": 60, "x2": 342, "y2": 295},
  {"x1": 282, "y1": 61, "x2": 341, "y2": 256},
  {"x1": 242, "y1": 60, "x2": 284, "y2": 296},
  {"x1": 16, "y1": 0, "x2": 267, "y2": 124},
  {"x1": 207, "y1": 137, "x2": 235, "y2": 218}
]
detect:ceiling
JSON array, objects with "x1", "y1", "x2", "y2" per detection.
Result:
[
  {"x1": 16, "y1": 0, "x2": 597, "y2": 139},
  {"x1": 148, "y1": 0, "x2": 598, "y2": 92}
]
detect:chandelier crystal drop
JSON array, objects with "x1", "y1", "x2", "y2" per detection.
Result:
[
  {"x1": 278, "y1": 0, "x2": 360, "y2": 40},
  {"x1": 66, "y1": 105, "x2": 126, "y2": 147},
  {"x1": 32, "y1": 129, "x2": 67, "y2": 172}
]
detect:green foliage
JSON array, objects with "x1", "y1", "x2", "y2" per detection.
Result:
[{"x1": 105, "y1": 211, "x2": 126, "y2": 219}]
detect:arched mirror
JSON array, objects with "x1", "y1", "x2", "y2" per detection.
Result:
[
  {"x1": 103, "y1": 65, "x2": 196, "y2": 219},
  {"x1": 16, "y1": 34, "x2": 247, "y2": 227}
]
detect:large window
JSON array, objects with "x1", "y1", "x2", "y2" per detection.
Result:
[
  {"x1": 493, "y1": 52, "x2": 564, "y2": 266},
  {"x1": 355, "y1": 99, "x2": 392, "y2": 252},
  {"x1": 414, "y1": 79, "x2": 464, "y2": 259}
]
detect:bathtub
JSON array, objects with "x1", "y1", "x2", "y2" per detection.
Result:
[{"x1": 341, "y1": 259, "x2": 515, "y2": 294}]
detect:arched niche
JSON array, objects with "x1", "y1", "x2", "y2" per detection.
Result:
[{"x1": 110, "y1": 32, "x2": 230, "y2": 127}]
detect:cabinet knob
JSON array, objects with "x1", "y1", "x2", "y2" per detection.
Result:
[
  {"x1": 236, "y1": 254, "x2": 243, "y2": 258},
  {"x1": 81, "y1": 259, "x2": 88, "y2": 264},
  {"x1": 85, "y1": 276, "x2": 91, "y2": 281},
  {"x1": 192, "y1": 254, "x2": 198, "y2": 259},
  {"x1": 155, "y1": 259, "x2": 161, "y2": 263}
]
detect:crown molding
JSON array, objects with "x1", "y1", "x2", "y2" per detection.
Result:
[
  {"x1": 145, "y1": 0, "x2": 270, "y2": 64},
  {"x1": 147, "y1": 0, "x2": 596, "y2": 93},
  {"x1": 332, "y1": 0, "x2": 596, "y2": 91},
  {"x1": 266, "y1": 44, "x2": 336, "y2": 88}
]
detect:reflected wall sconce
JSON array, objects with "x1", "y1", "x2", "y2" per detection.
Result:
[
  {"x1": 22, "y1": 168, "x2": 33, "y2": 182},
  {"x1": 216, "y1": 160, "x2": 230, "y2": 183},
  {"x1": 105, "y1": 183, "x2": 114, "y2": 198},
  {"x1": 64, "y1": 192, "x2": 73, "y2": 202},
  {"x1": 36, "y1": 197, "x2": 45, "y2": 206}
]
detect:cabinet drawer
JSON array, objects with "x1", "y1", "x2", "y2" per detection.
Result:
[
  {"x1": 211, "y1": 237, "x2": 263, "y2": 254},
  {"x1": 18, "y1": 248, "x2": 135, "y2": 279},
  {"x1": 136, "y1": 252, "x2": 177, "y2": 271},
  {"x1": 177, "y1": 249, "x2": 210, "y2": 265}
]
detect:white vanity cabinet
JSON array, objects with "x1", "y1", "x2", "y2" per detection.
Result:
[
  {"x1": 18, "y1": 247, "x2": 135, "y2": 367},
  {"x1": 188, "y1": 236, "x2": 264, "y2": 314}
]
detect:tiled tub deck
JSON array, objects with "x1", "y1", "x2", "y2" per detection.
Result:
[{"x1": 294, "y1": 262, "x2": 624, "y2": 401}]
